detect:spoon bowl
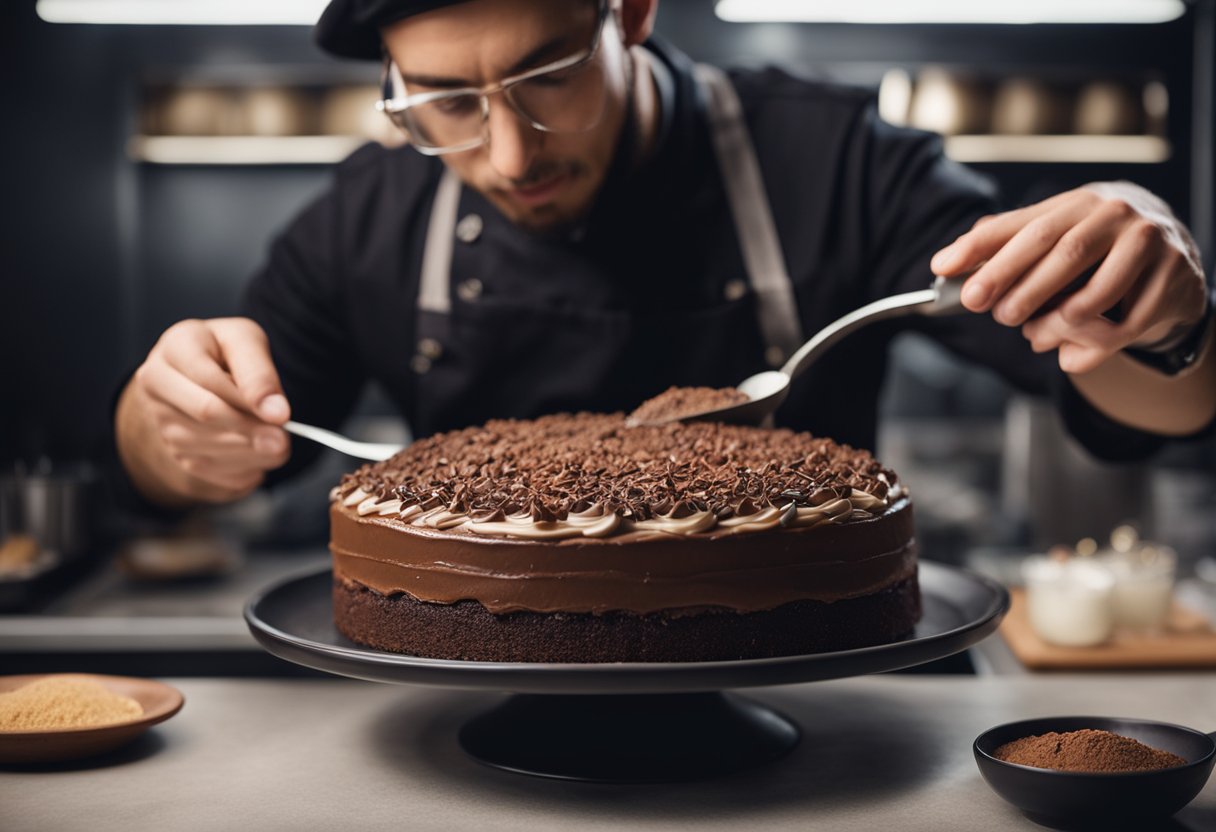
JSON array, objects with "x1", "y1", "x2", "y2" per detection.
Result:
[
  {"x1": 681, "y1": 371, "x2": 790, "y2": 425},
  {"x1": 974, "y1": 715, "x2": 1216, "y2": 829}
]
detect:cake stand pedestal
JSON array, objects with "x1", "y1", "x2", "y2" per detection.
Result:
[
  {"x1": 459, "y1": 692, "x2": 797, "y2": 781},
  {"x1": 245, "y1": 561, "x2": 1007, "y2": 782}
]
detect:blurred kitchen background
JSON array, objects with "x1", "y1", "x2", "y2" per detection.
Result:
[{"x1": 1, "y1": 0, "x2": 1213, "y2": 669}]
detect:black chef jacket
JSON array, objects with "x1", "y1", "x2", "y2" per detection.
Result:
[{"x1": 243, "y1": 38, "x2": 1167, "y2": 485}]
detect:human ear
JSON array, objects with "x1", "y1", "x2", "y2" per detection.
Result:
[{"x1": 618, "y1": 0, "x2": 658, "y2": 47}]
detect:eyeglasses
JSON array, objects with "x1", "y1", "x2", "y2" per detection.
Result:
[{"x1": 376, "y1": 1, "x2": 613, "y2": 155}]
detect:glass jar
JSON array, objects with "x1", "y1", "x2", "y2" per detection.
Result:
[
  {"x1": 1099, "y1": 545, "x2": 1177, "y2": 633},
  {"x1": 1023, "y1": 555, "x2": 1115, "y2": 647}
]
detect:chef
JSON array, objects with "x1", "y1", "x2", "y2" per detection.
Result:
[{"x1": 114, "y1": 0, "x2": 1214, "y2": 508}]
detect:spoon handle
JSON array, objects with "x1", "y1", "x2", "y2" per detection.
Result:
[
  {"x1": 926, "y1": 274, "x2": 966, "y2": 315},
  {"x1": 779, "y1": 276, "x2": 964, "y2": 381},
  {"x1": 283, "y1": 421, "x2": 403, "y2": 461},
  {"x1": 780, "y1": 287, "x2": 932, "y2": 380}
]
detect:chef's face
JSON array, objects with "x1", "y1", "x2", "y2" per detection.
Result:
[{"x1": 381, "y1": 0, "x2": 642, "y2": 233}]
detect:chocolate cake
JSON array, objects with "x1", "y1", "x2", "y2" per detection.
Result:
[{"x1": 329, "y1": 413, "x2": 920, "y2": 662}]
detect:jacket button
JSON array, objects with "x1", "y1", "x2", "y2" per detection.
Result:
[
  {"x1": 456, "y1": 278, "x2": 483, "y2": 302},
  {"x1": 765, "y1": 345, "x2": 785, "y2": 368},
  {"x1": 417, "y1": 337, "x2": 443, "y2": 359},
  {"x1": 723, "y1": 279, "x2": 748, "y2": 302},
  {"x1": 456, "y1": 214, "x2": 483, "y2": 243}
]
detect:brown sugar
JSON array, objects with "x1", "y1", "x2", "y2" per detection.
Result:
[
  {"x1": 0, "y1": 676, "x2": 143, "y2": 731},
  {"x1": 994, "y1": 729, "x2": 1187, "y2": 773},
  {"x1": 627, "y1": 386, "x2": 749, "y2": 426}
]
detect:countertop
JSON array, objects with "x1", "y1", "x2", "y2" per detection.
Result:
[
  {"x1": 3, "y1": 675, "x2": 1215, "y2": 832},
  {"x1": 0, "y1": 551, "x2": 329, "y2": 652}
]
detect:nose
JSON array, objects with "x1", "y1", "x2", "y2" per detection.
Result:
[{"x1": 484, "y1": 96, "x2": 540, "y2": 181}]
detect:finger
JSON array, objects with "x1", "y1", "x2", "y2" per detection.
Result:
[
  {"x1": 210, "y1": 319, "x2": 290, "y2": 424},
  {"x1": 1024, "y1": 308, "x2": 1128, "y2": 363},
  {"x1": 1020, "y1": 311, "x2": 1119, "y2": 372},
  {"x1": 180, "y1": 447, "x2": 287, "y2": 475},
  {"x1": 958, "y1": 199, "x2": 1098, "y2": 313},
  {"x1": 157, "y1": 321, "x2": 247, "y2": 412},
  {"x1": 158, "y1": 318, "x2": 288, "y2": 424},
  {"x1": 202, "y1": 428, "x2": 290, "y2": 469},
  {"x1": 989, "y1": 210, "x2": 1123, "y2": 327},
  {"x1": 159, "y1": 420, "x2": 252, "y2": 454},
  {"x1": 1057, "y1": 341, "x2": 1112, "y2": 374},
  {"x1": 929, "y1": 193, "x2": 1086, "y2": 277},
  {"x1": 1111, "y1": 258, "x2": 1175, "y2": 345},
  {"x1": 141, "y1": 361, "x2": 265, "y2": 432},
  {"x1": 158, "y1": 419, "x2": 290, "y2": 464},
  {"x1": 930, "y1": 205, "x2": 1035, "y2": 276},
  {"x1": 1027, "y1": 252, "x2": 1167, "y2": 357},
  {"x1": 1020, "y1": 311, "x2": 1069, "y2": 354},
  {"x1": 1058, "y1": 219, "x2": 1162, "y2": 327},
  {"x1": 177, "y1": 455, "x2": 266, "y2": 494}
]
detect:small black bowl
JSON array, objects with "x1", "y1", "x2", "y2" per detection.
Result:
[{"x1": 974, "y1": 716, "x2": 1216, "y2": 830}]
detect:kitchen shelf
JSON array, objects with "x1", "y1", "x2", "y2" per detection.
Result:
[
  {"x1": 129, "y1": 133, "x2": 1172, "y2": 167},
  {"x1": 128, "y1": 134, "x2": 373, "y2": 165},
  {"x1": 942, "y1": 134, "x2": 1170, "y2": 164}
]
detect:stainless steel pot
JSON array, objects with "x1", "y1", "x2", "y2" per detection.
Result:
[{"x1": 0, "y1": 464, "x2": 98, "y2": 561}]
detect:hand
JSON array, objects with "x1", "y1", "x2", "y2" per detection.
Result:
[
  {"x1": 116, "y1": 317, "x2": 291, "y2": 506},
  {"x1": 930, "y1": 182, "x2": 1207, "y2": 374}
]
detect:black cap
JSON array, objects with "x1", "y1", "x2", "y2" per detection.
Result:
[{"x1": 315, "y1": 0, "x2": 475, "y2": 60}]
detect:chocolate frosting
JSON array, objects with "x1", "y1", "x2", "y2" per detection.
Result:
[{"x1": 331, "y1": 497, "x2": 915, "y2": 614}]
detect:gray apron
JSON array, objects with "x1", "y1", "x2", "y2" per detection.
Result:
[{"x1": 405, "y1": 64, "x2": 803, "y2": 437}]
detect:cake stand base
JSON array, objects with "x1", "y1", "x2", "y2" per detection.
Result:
[{"x1": 457, "y1": 692, "x2": 798, "y2": 782}]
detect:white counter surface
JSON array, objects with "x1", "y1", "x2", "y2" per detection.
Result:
[{"x1": 3, "y1": 674, "x2": 1214, "y2": 831}]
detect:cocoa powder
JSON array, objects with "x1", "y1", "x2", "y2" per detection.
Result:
[
  {"x1": 994, "y1": 729, "x2": 1187, "y2": 772},
  {"x1": 627, "y1": 386, "x2": 749, "y2": 425}
]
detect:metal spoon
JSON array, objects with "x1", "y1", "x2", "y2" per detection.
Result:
[
  {"x1": 285, "y1": 277, "x2": 966, "y2": 453},
  {"x1": 283, "y1": 421, "x2": 402, "y2": 461},
  {"x1": 665, "y1": 275, "x2": 967, "y2": 426}
]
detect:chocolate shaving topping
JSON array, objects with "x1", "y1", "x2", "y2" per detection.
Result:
[
  {"x1": 339, "y1": 413, "x2": 898, "y2": 523},
  {"x1": 469, "y1": 508, "x2": 506, "y2": 523}
]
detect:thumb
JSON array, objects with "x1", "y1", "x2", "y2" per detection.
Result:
[
  {"x1": 209, "y1": 318, "x2": 291, "y2": 424},
  {"x1": 255, "y1": 392, "x2": 291, "y2": 424}
]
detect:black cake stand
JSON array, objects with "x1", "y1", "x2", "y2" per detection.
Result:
[{"x1": 245, "y1": 560, "x2": 1008, "y2": 782}]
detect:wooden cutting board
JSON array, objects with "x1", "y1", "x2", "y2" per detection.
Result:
[{"x1": 1000, "y1": 588, "x2": 1216, "y2": 669}]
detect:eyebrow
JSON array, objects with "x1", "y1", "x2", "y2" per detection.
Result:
[{"x1": 398, "y1": 32, "x2": 580, "y2": 89}]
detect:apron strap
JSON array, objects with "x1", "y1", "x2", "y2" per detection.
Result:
[
  {"x1": 418, "y1": 168, "x2": 462, "y2": 315},
  {"x1": 694, "y1": 63, "x2": 804, "y2": 366}
]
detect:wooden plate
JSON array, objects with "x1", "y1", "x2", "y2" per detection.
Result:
[{"x1": 0, "y1": 674, "x2": 184, "y2": 764}]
